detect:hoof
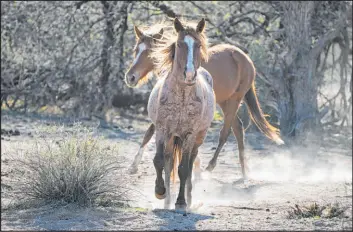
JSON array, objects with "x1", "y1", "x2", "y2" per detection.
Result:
[
  {"x1": 155, "y1": 187, "x2": 166, "y2": 200},
  {"x1": 175, "y1": 203, "x2": 187, "y2": 213},
  {"x1": 128, "y1": 165, "x2": 138, "y2": 174},
  {"x1": 233, "y1": 177, "x2": 248, "y2": 185},
  {"x1": 155, "y1": 192, "x2": 166, "y2": 200},
  {"x1": 205, "y1": 164, "x2": 214, "y2": 172}
]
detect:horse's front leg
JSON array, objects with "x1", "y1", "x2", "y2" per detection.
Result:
[
  {"x1": 153, "y1": 132, "x2": 166, "y2": 200},
  {"x1": 175, "y1": 139, "x2": 193, "y2": 211},
  {"x1": 163, "y1": 135, "x2": 175, "y2": 209},
  {"x1": 187, "y1": 130, "x2": 207, "y2": 208},
  {"x1": 129, "y1": 123, "x2": 155, "y2": 174}
]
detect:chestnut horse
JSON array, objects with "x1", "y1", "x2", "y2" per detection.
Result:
[
  {"x1": 125, "y1": 20, "x2": 284, "y2": 180},
  {"x1": 148, "y1": 18, "x2": 215, "y2": 210}
]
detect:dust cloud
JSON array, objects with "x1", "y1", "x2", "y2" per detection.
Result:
[{"x1": 130, "y1": 140, "x2": 352, "y2": 212}]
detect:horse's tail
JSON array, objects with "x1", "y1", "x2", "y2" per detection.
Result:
[
  {"x1": 171, "y1": 137, "x2": 182, "y2": 184},
  {"x1": 244, "y1": 83, "x2": 284, "y2": 145}
]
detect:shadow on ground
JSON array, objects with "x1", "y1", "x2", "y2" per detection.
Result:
[{"x1": 152, "y1": 209, "x2": 213, "y2": 230}]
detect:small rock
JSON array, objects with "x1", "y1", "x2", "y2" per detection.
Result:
[
  {"x1": 127, "y1": 125, "x2": 133, "y2": 130},
  {"x1": 211, "y1": 212, "x2": 215, "y2": 215},
  {"x1": 314, "y1": 220, "x2": 324, "y2": 226},
  {"x1": 1, "y1": 137, "x2": 4, "y2": 140},
  {"x1": 13, "y1": 129, "x2": 20, "y2": 136},
  {"x1": 266, "y1": 208, "x2": 270, "y2": 212},
  {"x1": 183, "y1": 213, "x2": 187, "y2": 216},
  {"x1": 211, "y1": 147, "x2": 216, "y2": 150}
]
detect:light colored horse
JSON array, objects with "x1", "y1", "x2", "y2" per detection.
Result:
[
  {"x1": 147, "y1": 18, "x2": 215, "y2": 210},
  {"x1": 126, "y1": 20, "x2": 284, "y2": 181}
]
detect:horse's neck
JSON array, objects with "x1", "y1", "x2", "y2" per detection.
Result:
[{"x1": 165, "y1": 71, "x2": 197, "y2": 98}]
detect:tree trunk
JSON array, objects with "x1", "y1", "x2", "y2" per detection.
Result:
[
  {"x1": 100, "y1": 1, "x2": 116, "y2": 89},
  {"x1": 277, "y1": 1, "x2": 351, "y2": 141},
  {"x1": 278, "y1": 2, "x2": 318, "y2": 140},
  {"x1": 279, "y1": 57, "x2": 319, "y2": 139}
]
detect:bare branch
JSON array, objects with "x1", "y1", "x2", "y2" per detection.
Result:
[{"x1": 149, "y1": 1, "x2": 178, "y2": 18}]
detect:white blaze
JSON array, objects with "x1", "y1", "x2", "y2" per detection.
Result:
[
  {"x1": 184, "y1": 35, "x2": 195, "y2": 73},
  {"x1": 132, "y1": 43, "x2": 146, "y2": 66}
]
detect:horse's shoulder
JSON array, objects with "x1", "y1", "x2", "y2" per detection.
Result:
[{"x1": 198, "y1": 67, "x2": 213, "y2": 88}]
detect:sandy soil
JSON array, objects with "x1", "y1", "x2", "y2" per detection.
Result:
[{"x1": 1, "y1": 110, "x2": 352, "y2": 231}]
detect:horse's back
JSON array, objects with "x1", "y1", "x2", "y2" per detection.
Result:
[{"x1": 201, "y1": 44, "x2": 255, "y2": 103}]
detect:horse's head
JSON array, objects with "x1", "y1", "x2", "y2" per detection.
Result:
[
  {"x1": 173, "y1": 18, "x2": 208, "y2": 86},
  {"x1": 125, "y1": 26, "x2": 164, "y2": 88}
]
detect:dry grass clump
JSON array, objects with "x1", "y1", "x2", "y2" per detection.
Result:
[
  {"x1": 288, "y1": 202, "x2": 348, "y2": 219},
  {"x1": 16, "y1": 127, "x2": 124, "y2": 206}
]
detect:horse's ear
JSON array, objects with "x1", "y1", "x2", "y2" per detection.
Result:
[
  {"x1": 134, "y1": 25, "x2": 144, "y2": 39},
  {"x1": 196, "y1": 18, "x2": 206, "y2": 33},
  {"x1": 174, "y1": 18, "x2": 184, "y2": 33},
  {"x1": 152, "y1": 28, "x2": 164, "y2": 41}
]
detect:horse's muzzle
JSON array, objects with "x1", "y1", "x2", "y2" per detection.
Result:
[
  {"x1": 184, "y1": 70, "x2": 197, "y2": 85},
  {"x1": 125, "y1": 73, "x2": 138, "y2": 87}
]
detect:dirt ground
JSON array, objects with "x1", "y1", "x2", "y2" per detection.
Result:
[{"x1": 1, "y1": 110, "x2": 352, "y2": 231}]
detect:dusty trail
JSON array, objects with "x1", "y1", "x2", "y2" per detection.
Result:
[{"x1": 1, "y1": 111, "x2": 352, "y2": 231}]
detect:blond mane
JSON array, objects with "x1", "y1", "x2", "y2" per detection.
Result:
[{"x1": 133, "y1": 20, "x2": 174, "y2": 46}]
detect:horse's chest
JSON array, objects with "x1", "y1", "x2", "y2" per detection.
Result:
[{"x1": 157, "y1": 93, "x2": 203, "y2": 133}]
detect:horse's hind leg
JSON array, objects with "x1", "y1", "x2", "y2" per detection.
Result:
[
  {"x1": 205, "y1": 102, "x2": 231, "y2": 172},
  {"x1": 231, "y1": 116, "x2": 249, "y2": 180},
  {"x1": 206, "y1": 96, "x2": 242, "y2": 172},
  {"x1": 129, "y1": 123, "x2": 155, "y2": 174}
]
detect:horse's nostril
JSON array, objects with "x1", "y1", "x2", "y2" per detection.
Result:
[{"x1": 131, "y1": 75, "x2": 136, "y2": 83}]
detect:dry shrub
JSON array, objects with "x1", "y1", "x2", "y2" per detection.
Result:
[
  {"x1": 16, "y1": 128, "x2": 124, "y2": 206},
  {"x1": 288, "y1": 202, "x2": 348, "y2": 219}
]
